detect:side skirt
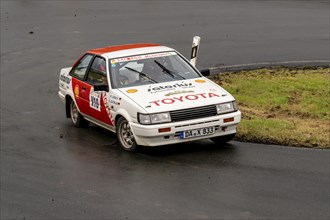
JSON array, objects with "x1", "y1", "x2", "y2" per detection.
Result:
[{"x1": 81, "y1": 113, "x2": 116, "y2": 133}]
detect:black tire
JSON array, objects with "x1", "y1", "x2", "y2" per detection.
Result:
[
  {"x1": 211, "y1": 133, "x2": 236, "y2": 145},
  {"x1": 70, "y1": 99, "x2": 89, "y2": 128},
  {"x1": 116, "y1": 117, "x2": 138, "y2": 152}
]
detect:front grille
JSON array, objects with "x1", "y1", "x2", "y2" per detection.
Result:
[{"x1": 170, "y1": 105, "x2": 217, "y2": 122}]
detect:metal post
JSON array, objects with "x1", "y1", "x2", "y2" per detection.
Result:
[{"x1": 190, "y1": 36, "x2": 201, "y2": 67}]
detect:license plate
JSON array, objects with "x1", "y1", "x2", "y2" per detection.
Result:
[{"x1": 180, "y1": 127, "x2": 215, "y2": 139}]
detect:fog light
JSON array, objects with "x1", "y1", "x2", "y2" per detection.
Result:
[{"x1": 158, "y1": 128, "x2": 171, "y2": 133}]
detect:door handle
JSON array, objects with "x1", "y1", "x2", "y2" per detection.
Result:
[{"x1": 82, "y1": 86, "x2": 86, "y2": 91}]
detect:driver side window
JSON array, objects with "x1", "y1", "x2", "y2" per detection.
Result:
[
  {"x1": 70, "y1": 54, "x2": 93, "y2": 80},
  {"x1": 86, "y1": 56, "x2": 107, "y2": 84}
]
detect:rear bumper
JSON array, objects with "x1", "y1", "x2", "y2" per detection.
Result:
[
  {"x1": 58, "y1": 91, "x2": 66, "y2": 104},
  {"x1": 130, "y1": 110, "x2": 241, "y2": 146}
]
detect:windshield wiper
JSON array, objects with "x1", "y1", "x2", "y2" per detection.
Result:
[
  {"x1": 154, "y1": 60, "x2": 185, "y2": 80},
  {"x1": 125, "y1": 66, "x2": 158, "y2": 83}
]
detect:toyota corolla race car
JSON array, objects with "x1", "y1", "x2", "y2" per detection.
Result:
[{"x1": 58, "y1": 41, "x2": 241, "y2": 151}]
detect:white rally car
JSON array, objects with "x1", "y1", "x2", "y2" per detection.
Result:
[{"x1": 58, "y1": 42, "x2": 241, "y2": 151}]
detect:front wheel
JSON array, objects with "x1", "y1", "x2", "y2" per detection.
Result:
[
  {"x1": 211, "y1": 133, "x2": 236, "y2": 145},
  {"x1": 116, "y1": 117, "x2": 138, "y2": 152},
  {"x1": 70, "y1": 99, "x2": 89, "y2": 128}
]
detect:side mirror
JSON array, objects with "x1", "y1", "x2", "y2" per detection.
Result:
[
  {"x1": 94, "y1": 83, "x2": 109, "y2": 92},
  {"x1": 200, "y1": 69, "x2": 210, "y2": 76}
]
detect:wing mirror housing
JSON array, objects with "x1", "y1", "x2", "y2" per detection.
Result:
[
  {"x1": 93, "y1": 83, "x2": 109, "y2": 92},
  {"x1": 200, "y1": 69, "x2": 210, "y2": 77}
]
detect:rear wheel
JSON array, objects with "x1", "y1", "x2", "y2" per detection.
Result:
[
  {"x1": 70, "y1": 99, "x2": 89, "y2": 128},
  {"x1": 211, "y1": 133, "x2": 236, "y2": 145},
  {"x1": 116, "y1": 117, "x2": 138, "y2": 152}
]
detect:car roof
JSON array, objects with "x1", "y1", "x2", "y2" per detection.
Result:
[{"x1": 87, "y1": 43, "x2": 175, "y2": 60}]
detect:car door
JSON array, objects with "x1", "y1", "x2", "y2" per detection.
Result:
[
  {"x1": 70, "y1": 54, "x2": 114, "y2": 127},
  {"x1": 70, "y1": 53, "x2": 94, "y2": 116},
  {"x1": 85, "y1": 56, "x2": 114, "y2": 125}
]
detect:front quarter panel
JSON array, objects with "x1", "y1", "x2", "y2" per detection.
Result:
[{"x1": 109, "y1": 89, "x2": 146, "y2": 127}]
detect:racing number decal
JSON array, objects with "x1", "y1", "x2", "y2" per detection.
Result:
[{"x1": 89, "y1": 88, "x2": 101, "y2": 111}]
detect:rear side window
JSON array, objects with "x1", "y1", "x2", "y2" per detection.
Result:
[{"x1": 70, "y1": 54, "x2": 93, "y2": 80}]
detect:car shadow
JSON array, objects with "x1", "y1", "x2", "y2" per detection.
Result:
[
  {"x1": 64, "y1": 123, "x2": 237, "y2": 157},
  {"x1": 137, "y1": 139, "x2": 236, "y2": 157}
]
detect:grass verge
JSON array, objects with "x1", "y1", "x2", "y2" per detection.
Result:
[{"x1": 213, "y1": 67, "x2": 330, "y2": 149}]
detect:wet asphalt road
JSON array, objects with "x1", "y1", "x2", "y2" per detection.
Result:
[{"x1": 1, "y1": 1, "x2": 329, "y2": 219}]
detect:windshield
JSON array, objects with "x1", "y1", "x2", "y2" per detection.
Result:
[{"x1": 109, "y1": 51, "x2": 201, "y2": 88}]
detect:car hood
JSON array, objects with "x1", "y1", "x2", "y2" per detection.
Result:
[{"x1": 118, "y1": 78, "x2": 235, "y2": 113}]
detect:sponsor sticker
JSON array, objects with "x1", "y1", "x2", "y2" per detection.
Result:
[
  {"x1": 148, "y1": 82, "x2": 195, "y2": 94},
  {"x1": 74, "y1": 85, "x2": 79, "y2": 98},
  {"x1": 149, "y1": 92, "x2": 220, "y2": 106},
  {"x1": 109, "y1": 94, "x2": 121, "y2": 105},
  {"x1": 102, "y1": 92, "x2": 115, "y2": 126},
  {"x1": 165, "y1": 90, "x2": 194, "y2": 96},
  {"x1": 60, "y1": 74, "x2": 71, "y2": 84},
  {"x1": 127, "y1": 89, "x2": 138, "y2": 93},
  {"x1": 112, "y1": 52, "x2": 176, "y2": 63}
]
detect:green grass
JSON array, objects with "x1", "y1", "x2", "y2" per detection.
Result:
[{"x1": 214, "y1": 67, "x2": 330, "y2": 148}]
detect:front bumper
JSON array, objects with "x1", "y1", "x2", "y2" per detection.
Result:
[{"x1": 130, "y1": 110, "x2": 241, "y2": 146}]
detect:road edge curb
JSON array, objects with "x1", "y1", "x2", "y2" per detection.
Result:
[{"x1": 208, "y1": 60, "x2": 330, "y2": 76}]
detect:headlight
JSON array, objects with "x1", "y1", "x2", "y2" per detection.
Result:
[
  {"x1": 138, "y1": 112, "x2": 171, "y2": 125},
  {"x1": 216, "y1": 101, "x2": 238, "y2": 115},
  {"x1": 138, "y1": 114, "x2": 151, "y2": 124}
]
